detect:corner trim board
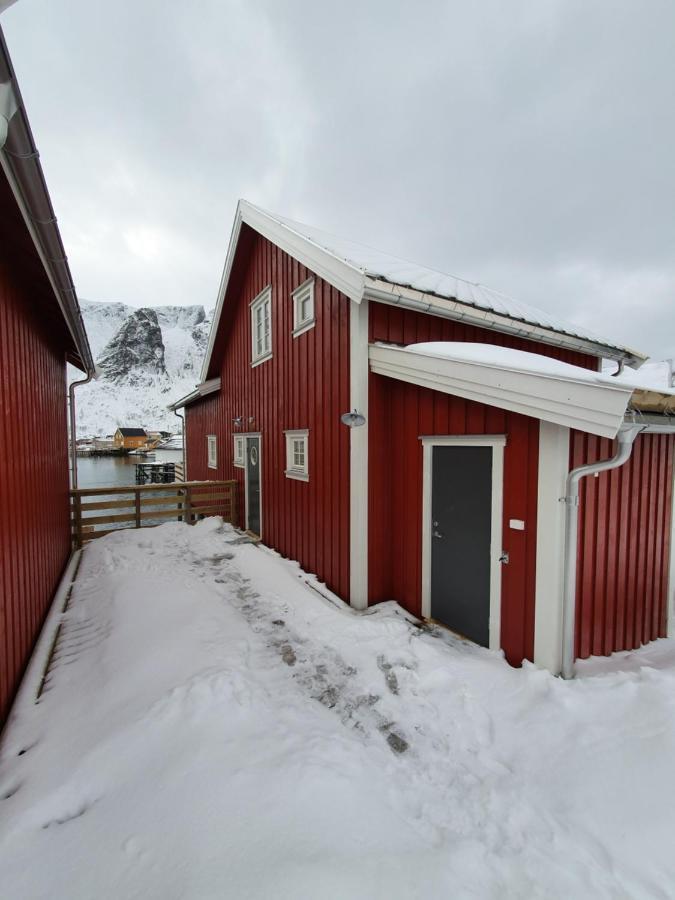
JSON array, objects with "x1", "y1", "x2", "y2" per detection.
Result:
[{"x1": 349, "y1": 298, "x2": 369, "y2": 610}]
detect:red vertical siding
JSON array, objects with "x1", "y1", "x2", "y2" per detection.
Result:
[
  {"x1": 368, "y1": 303, "x2": 598, "y2": 666},
  {"x1": 0, "y1": 260, "x2": 71, "y2": 726},
  {"x1": 572, "y1": 431, "x2": 674, "y2": 658},
  {"x1": 186, "y1": 230, "x2": 351, "y2": 600}
]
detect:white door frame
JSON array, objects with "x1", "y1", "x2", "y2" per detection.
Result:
[
  {"x1": 420, "y1": 434, "x2": 506, "y2": 651},
  {"x1": 243, "y1": 432, "x2": 262, "y2": 536}
]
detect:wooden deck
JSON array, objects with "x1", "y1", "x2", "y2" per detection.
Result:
[{"x1": 70, "y1": 480, "x2": 237, "y2": 547}]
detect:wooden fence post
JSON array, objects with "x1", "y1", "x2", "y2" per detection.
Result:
[
  {"x1": 72, "y1": 492, "x2": 82, "y2": 548},
  {"x1": 135, "y1": 489, "x2": 141, "y2": 529},
  {"x1": 185, "y1": 485, "x2": 193, "y2": 524}
]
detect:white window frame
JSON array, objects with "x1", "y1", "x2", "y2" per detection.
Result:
[
  {"x1": 207, "y1": 434, "x2": 217, "y2": 469},
  {"x1": 284, "y1": 429, "x2": 309, "y2": 481},
  {"x1": 233, "y1": 434, "x2": 245, "y2": 468},
  {"x1": 292, "y1": 278, "x2": 315, "y2": 337},
  {"x1": 250, "y1": 285, "x2": 272, "y2": 366}
]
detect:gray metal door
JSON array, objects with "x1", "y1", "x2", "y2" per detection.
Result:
[
  {"x1": 430, "y1": 445, "x2": 492, "y2": 646},
  {"x1": 246, "y1": 436, "x2": 261, "y2": 535}
]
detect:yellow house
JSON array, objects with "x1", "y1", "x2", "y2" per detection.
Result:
[{"x1": 113, "y1": 427, "x2": 148, "y2": 450}]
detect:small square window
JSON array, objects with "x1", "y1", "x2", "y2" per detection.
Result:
[
  {"x1": 207, "y1": 434, "x2": 217, "y2": 469},
  {"x1": 250, "y1": 286, "x2": 272, "y2": 365},
  {"x1": 292, "y1": 279, "x2": 315, "y2": 337},
  {"x1": 233, "y1": 434, "x2": 245, "y2": 468},
  {"x1": 284, "y1": 430, "x2": 309, "y2": 481}
]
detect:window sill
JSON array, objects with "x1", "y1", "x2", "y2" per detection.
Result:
[
  {"x1": 251, "y1": 352, "x2": 273, "y2": 368},
  {"x1": 233, "y1": 461, "x2": 245, "y2": 469},
  {"x1": 292, "y1": 319, "x2": 315, "y2": 339},
  {"x1": 285, "y1": 469, "x2": 309, "y2": 482}
]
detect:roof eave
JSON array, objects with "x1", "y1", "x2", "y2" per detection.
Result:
[
  {"x1": 0, "y1": 26, "x2": 93, "y2": 374},
  {"x1": 369, "y1": 343, "x2": 635, "y2": 439},
  {"x1": 169, "y1": 377, "x2": 221, "y2": 412},
  {"x1": 363, "y1": 278, "x2": 647, "y2": 368}
]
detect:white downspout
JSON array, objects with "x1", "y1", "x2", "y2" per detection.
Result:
[
  {"x1": 560, "y1": 424, "x2": 643, "y2": 679},
  {"x1": 69, "y1": 371, "x2": 94, "y2": 489},
  {"x1": 174, "y1": 408, "x2": 186, "y2": 478}
]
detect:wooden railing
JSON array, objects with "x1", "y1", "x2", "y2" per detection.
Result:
[
  {"x1": 70, "y1": 480, "x2": 237, "y2": 547},
  {"x1": 174, "y1": 461, "x2": 185, "y2": 482}
]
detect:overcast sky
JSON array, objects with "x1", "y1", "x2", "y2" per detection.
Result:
[{"x1": 4, "y1": 0, "x2": 674, "y2": 358}]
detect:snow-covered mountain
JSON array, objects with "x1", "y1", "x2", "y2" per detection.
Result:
[{"x1": 73, "y1": 300, "x2": 213, "y2": 437}]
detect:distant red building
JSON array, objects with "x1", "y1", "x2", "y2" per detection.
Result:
[
  {"x1": 0, "y1": 27, "x2": 93, "y2": 725},
  {"x1": 175, "y1": 202, "x2": 675, "y2": 676}
]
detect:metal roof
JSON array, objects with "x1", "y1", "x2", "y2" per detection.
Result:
[
  {"x1": 254, "y1": 204, "x2": 647, "y2": 365},
  {"x1": 201, "y1": 201, "x2": 647, "y2": 379}
]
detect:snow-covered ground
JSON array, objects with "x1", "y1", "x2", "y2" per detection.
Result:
[{"x1": 2, "y1": 521, "x2": 675, "y2": 898}]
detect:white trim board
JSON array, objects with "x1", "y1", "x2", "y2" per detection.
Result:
[
  {"x1": 349, "y1": 298, "x2": 369, "y2": 610},
  {"x1": 370, "y1": 343, "x2": 633, "y2": 440},
  {"x1": 420, "y1": 434, "x2": 505, "y2": 651},
  {"x1": 534, "y1": 422, "x2": 570, "y2": 673}
]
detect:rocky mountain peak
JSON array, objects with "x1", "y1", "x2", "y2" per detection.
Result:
[{"x1": 97, "y1": 307, "x2": 167, "y2": 382}]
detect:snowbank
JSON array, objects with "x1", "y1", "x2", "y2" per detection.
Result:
[{"x1": 2, "y1": 520, "x2": 675, "y2": 898}]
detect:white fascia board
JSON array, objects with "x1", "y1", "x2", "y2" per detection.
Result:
[
  {"x1": 201, "y1": 200, "x2": 366, "y2": 382},
  {"x1": 363, "y1": 279, "x2": 647, "y2": 367},
  {"x1": 369, "y1": 344, "x2": 634, "y2": 439}
]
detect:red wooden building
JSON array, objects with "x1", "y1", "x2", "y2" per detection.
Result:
[
  {"x1": 174, "y1": 200, "x2": 675, "y2": 676},
  {"x1": 0, "y1": 27, "x2": 93, "y2": 725}
]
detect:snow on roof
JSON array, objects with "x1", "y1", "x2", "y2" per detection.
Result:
[
  {"x1": 403, "y1": 342, "x2": 648, "y2": 390},
  {"x1": 371, "y1": 341, "x2": 675, "y2": 438},
  {"x1": 248, "y1": 202, "x2": 643, "y2": 361}
]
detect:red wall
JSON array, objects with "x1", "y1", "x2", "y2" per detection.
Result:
[
  {"x1": 572, "y1": 431, "x2": 674, "y2": 659},
  {"x1": 186, "y1": 228, "x2": 351, "y2": 600},
  {"x1": 0, "y1": 259, "x2": 71, "y2": 726},
  {"x1": 368, "y1": 303, "x2": 599, "y2": 665}
]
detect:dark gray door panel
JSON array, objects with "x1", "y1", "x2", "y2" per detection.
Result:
[
  {"x1": 430, "y1": 445, "x2": 492, "y2": 646},
  {"x1": 246, "y1": 436, "x2": 261, "y2": 535}
]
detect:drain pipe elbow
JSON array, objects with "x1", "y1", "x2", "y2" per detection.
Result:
[{"x1": 560, "y1": 425, "x2": 642, "y2": 679}]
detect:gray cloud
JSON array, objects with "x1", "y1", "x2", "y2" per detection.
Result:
[{"x1": 4, "y1": 0, "x2": 674, "y2": 357}]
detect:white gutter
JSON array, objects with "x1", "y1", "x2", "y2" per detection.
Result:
[
  {"x1": 364, "y1": 282, "x2": 646, "y2": 368},
  {"x1": 560, "y1": 425, "x2": 643, "y2": 679}
]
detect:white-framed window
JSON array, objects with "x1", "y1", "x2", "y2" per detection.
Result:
[
  {"x1": 250, "y1": 285, "x2": 272, "y2": 365},
  {"x1": 207, "y1": 434, "x2": 217, "y2": 469},
  {"x1": 233, "y1": 434, "x2": 245, "y2": 468},
  {"x1": 292, "y1": 278, "x2": 315, "y2": 337},
  {"x1": 284, "y1": 429, "x2": 309, "y2": 481}
]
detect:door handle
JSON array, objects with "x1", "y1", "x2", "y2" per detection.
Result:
[{"x1": 433, "y1": 529, "x2": 443, "y2": 539}]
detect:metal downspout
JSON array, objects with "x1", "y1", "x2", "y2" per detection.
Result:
[
  {"x1": 69, "y1": 371, "x2": 94, "y2": 489},
  {"x1": 560, "y1": 425, "x2": 643, "y2": 679},
  {"x1": 174, "y1": 409, "x2": 186, "y2": 477}
]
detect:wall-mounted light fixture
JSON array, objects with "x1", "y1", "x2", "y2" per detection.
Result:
[
  {"x1": 248, "y1": 416, "x2": 255, "y2": 425},
  {"x1": 232, "y1": 416, "x2": 243, "y2": 428},
  {"x1": 340, "y1": 409, "x2": 366, "y2": 428}
]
